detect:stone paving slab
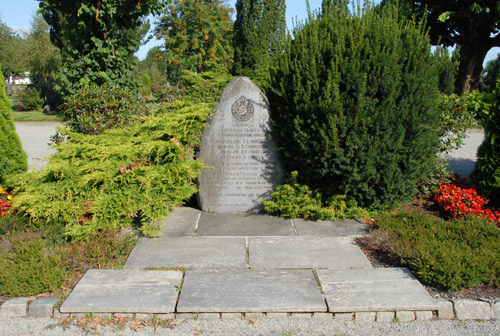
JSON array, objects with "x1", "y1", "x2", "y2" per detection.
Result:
[
  {"x1": 292, "y1": 218, "x2": 369, "y2": 236},
  {"x1": 60, "y1": 270, "x2": 182, "y2": 313},
  {"x1": 249, "y1": 236, "x2": 372, "y2": 269},
  {"x1": 124, "y1": 237, "x2": 247, "y2": 269},
  {"x1": 157, "y1": 207, "x2": 200, "y2": 237},
  {"x1": 317, "y1": 268, "x2": 438, "y2": 312},
  {"x1": 177, "y1": 269, "x2": 327, "y2": 313},
  {"x1": 196, "y1": 212, "x2": 295, "y2": 236}
]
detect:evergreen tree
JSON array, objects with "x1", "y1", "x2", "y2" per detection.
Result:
[
  {"x1": 232, "y1": 0, "x2": 286, "y2": 84},
  {"x1": 0, "y1": 66, "x2": 27, "y2": 183},
  {"x1": 38, "y1": 0, "x2": 163, "y2": 97},
  {"x1": 269, "y1": 1, "x2": 440, "y2": 207},
  {"x1": 154, "y1": 0, "x2": 234, "y2": 78}
]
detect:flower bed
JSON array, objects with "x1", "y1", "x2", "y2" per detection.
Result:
[{"x1": 433, "y1": 175, "x2": 500, "y2": 227}]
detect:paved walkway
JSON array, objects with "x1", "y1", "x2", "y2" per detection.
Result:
[{"x1": 60, "y1": 208, "x2": 439, "y2": 321}]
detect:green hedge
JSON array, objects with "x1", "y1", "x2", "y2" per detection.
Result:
[
  {"x1": 268, "y1": 3, "x2": 440, "y2": 207},
  {"x1": 377, "y1": 211, "x2": 500, "y2": 290}
]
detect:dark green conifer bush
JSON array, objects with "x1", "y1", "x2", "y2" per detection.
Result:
[
  {"x1": 0, "y1": 67, "x2": 27, "y2": 182},
  {"x1": 475, "y1": 78, "x2": 500, "y2": 205},
  {"x1": 269, "y1": 2, "x2": 440, "y2": 207}
]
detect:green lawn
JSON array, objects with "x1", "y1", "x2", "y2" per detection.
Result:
[{"x1": 11, "y1": 111, "x2": 63, "y2": 122}]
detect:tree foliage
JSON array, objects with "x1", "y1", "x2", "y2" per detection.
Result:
[
  {"x1": 26, "y1": 14, "x2": 62, "y2": 106},
  {"x1": 0, "y1": 20, "x2": 27, "y2": 80},
  {"x1": 385, "y1": 0, "x2": 500, "y2": 94},
  {"x1": 38, "y1": 0, "x2": 164, "y2": 96},
  {"x1": 232, "y1": 0, "x2": 286, "y2": 85},
  {"x1": 269, "y1": 1, "x2": 440, "y2": 207},
  {"x1": 154, "y1": 0, "x2": 234, "y2": 78}
]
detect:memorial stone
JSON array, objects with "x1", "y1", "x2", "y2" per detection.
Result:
[{"x1": 197, "y1": 77, "x2": 283, "y2": 213}]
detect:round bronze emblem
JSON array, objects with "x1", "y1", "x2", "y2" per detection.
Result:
[{"x1": 231, "y1": 96, "x2": 254, "y2": 122}]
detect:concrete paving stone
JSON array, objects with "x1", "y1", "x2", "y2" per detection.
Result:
[
  {"x1": 196, "y1": 212, "x2": 295, "y2": 236},
  {"x1": 312, "y1": 312, "x2": 333, "y2": 320},
  {"x1": 453, "y1": 299, "x2": 494, "y2": 320},
  {"x1": 289, "y1": 313, "x2": 313, "y2": 319},
  {"x1": 245, "y1": 312, "x2": 265, "y2": 319},
  {"x1": 197, "y1": 313, "x2": 221, "y2": 320},
  {"x1": 335, "y1": 313, "x2": 354, "y2": 322},
  {"x1": 60, "y1": 269, "x2": 182, "y2": 314},
  {"x1": 318, "y1": 268, "x2": 438, "y2": 312},
  {"x1": 156, "y1": 207, "x2": 200, "y2": 237},
  {"x1": 293, "y1": 218, "x2": 369, "y2": 236},
  {"x1": 396, "y1": 311, "x2": 415, "y2": 322},
  {"x1": 437, "y1": 299, "x2": 455, "y2": 319},
  {"x1": 175, "y1": 313, "x2": 196, "y2": 320},
  {"x1": 415, "y1": 310, "x2": 433, "y2": 321},
  {"x1": 135, "y1": 313, "x2": 153, "y2": 320},
  {"x1": 156, "y1": 313, "x2": 176, "y2": 320},
  {"x1": 249, "y1": 236, "x2": 372, "y2": 269},
  {"x1": 376, "y1": 311, "x2": 394, "y2": 322},
  {"x1": 124, "y1": 237, "x2": 247, "y2": 269},
  {"x1": 53, "y1": 309, "x2": 70, "y2": 319},
  {"x1": 29, "y1": 297, "x2": 61, "y2": 317},
  {"x1": 221, "y1": 313, "x2": 243, "y2": 320},
  {"x1": 494, "y1": 301, "x2": 500, "y2": 320},
  {"x1": 177, "y1": 269, "x2": 327, "y2": 313},
  {"x1": 355, "y1": 312, "x2": 376, "y2": 322},
  {"x1": 0, "y1": 297, "x2": 31, "y2": 317},
  {"x1": 266, "y1": 313, "x2": 289, "y2": 319}
]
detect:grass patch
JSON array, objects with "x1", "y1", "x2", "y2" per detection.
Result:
[
  {"x1": 0, "y1": 213, "x2": 136, "y2": 298},
  {"x1": 372, "y1": 210, "x2": 500, "y2": 290},
  {"x1": 11, "y1": 111, "x2": 63, "y2": 122}
]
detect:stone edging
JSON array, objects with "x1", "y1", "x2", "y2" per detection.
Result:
[{"x1": 1, "y1": 297, "x2": 499, "y2": 322}]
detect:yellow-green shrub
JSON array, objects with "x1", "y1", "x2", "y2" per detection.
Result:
[{"x1": 8, "y1": 100, "x2": 212, "y2": 239}]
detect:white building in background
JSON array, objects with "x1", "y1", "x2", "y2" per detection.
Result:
[{"x1": 5, "y1": 72, "x2": 31, "y2": 85}]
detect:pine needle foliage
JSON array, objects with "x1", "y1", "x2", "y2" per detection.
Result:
[
  {"x1": 269, "y1": 1, "x2": 440, "y2": 207},
  {"x1": 0, "y1": 66, "x2": 27, "y2": 182},
  {"x1": 8, "y1": 100, "x2": 212, "y2": 240}
]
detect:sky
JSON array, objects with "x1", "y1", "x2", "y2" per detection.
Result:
[{"x1": 1, "y1": 0, "x2": 499, "y2": 65}]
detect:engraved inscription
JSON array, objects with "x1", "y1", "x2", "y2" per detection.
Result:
[
  {"x1": 197, "y1": 77, "x2": 283, "y2": 212},
  {"x1": 231, "y1": 96, "x2": 254, "y2": 122}
]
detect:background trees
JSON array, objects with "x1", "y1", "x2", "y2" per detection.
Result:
[
  {"x1": 26, "y1": 14, "x2": 61, "y2": 106},
  {"x1": 384, "y1": 0, "x2": 500, "y2": 94},
  {"x1": 232, "y1": 0, "x2": 286, "y2": 85},
  {"x1": 0, "y1": 20, "x2": 27, "y2": 82},
  {"x1": 154, "y1": 0, "x2": 234, "y2": 80},
  {"x1": 37, "y1": 0, "x2": 163, "y2": 97}
]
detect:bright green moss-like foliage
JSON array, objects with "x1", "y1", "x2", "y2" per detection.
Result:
[
  {"x1": 0, "y1": 66, "x2": 27, "y2": 182},
  {"x1": 269, "y1": 2, "x2": 440, "y2": 207},
  {"x1": 9, "y1": 101, "x2": 212, "y2": 239}
]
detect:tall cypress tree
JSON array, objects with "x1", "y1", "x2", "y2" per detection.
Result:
[
  {"x1": 0, "y1": 66, "x2": 27, "y2": 182},
  {"x1": 232, "y1": 0, "x2": 286, "y2": 84}
]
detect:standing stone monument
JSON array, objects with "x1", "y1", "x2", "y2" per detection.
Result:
[{"x1": 197, "y1": 77, "x2": 283, "y2": 213}]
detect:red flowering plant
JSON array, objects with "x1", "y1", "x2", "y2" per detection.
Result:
[
  {"x1": 0, "y1": 186, "x2": 14, "y2": 216},
  {"x1": 434, "y1": 174, "x2": 500, "y2": 227}
]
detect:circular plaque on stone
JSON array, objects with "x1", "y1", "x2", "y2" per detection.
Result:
[{"x1": 231, "y1": 96, "x2": 254, "y2": 122}]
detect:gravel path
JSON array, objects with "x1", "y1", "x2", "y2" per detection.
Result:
[
  {"x1": 0, "y1": 316, "x2": 498, "y2": 335},
  {"x1": 14, "y1": 121, "x2": 62, "y2": 170}
]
